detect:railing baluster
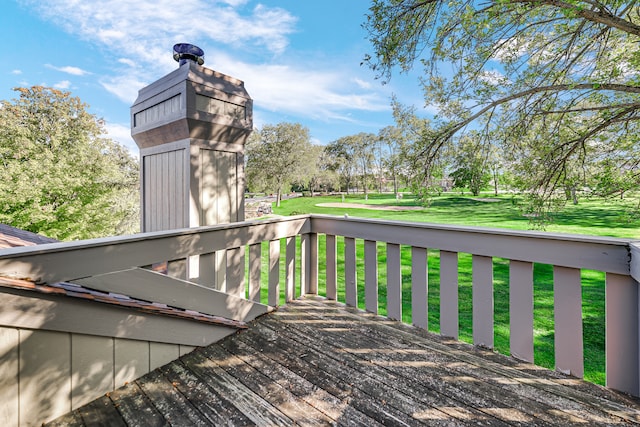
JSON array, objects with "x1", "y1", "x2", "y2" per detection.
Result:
[
  {"x1": 509, "y1": 260, "x2": 534, "y2": 362},
  {"x1": 308, "y1": 233, "x2": 318, "y2": 295},
  {"x1": 226, "y1": 247, "x2": 244, "y2": 298},
  {"x1": 325, "y1": 235, "x2": 337, "y2": 300},
  {"x1": 285, "y1": 237, "x2": 296, "y2": 302},
  {"x1": 301, "y1": 234, "x2": 309, "y2": 296},
  {"x1": 268, "y1": 239, "x2": 280, "y2": 306},
  {"x1": 554, "y1": 266, "x2": 583, "y2": 377},
  {"x1": 301, "y1": 233, "x2": 318, "y2": 296},
  {"x1": 473, "y1": 255, "x2": 494, "y2": 348},
  {"x1": 248, "y1": 244, "x2": 261, "y2": 302},
  {"x1": 387, "y1": 243, "x2": 402, "y2": 321},
  {"x1": 167, "y1": 259, "x2": 187, "y2": 280},
  {"x1": 411, "y1": 247, "x2": 428, "y2": 330},
  {"x1": 606, "y1": 272, "x2": 639, "y2": 395},
  {"x1": 440, "y1": 250, "x2": 459, "y2": 339},
  {"x1": 364, "y1": 240, "x2": 378, "y2": 314},
  {"x1": 198, "y1": 252, "x2": 216, "y2": 289},
  {"x1": 344, "y1": 237, "x2": 357, "y2": 307},
  {"x1": 215, "y1": 250, "x2": 227, "y2": 292}
]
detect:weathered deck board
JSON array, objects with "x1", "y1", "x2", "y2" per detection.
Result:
[
  {"x1": 108, "y1": 381, "x2": 166, "y2": 427},
  {"x1": 46, "y1": 297, "x2": 640, "y2": 426}
]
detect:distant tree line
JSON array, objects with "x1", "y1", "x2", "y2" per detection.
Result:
[{"x1": 246, "y1": 105, "x2": 638, "y2": 216}]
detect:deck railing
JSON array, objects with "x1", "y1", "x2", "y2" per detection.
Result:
[{"x1": 1, "y1": 214, "x2": 639, "y2": 398}]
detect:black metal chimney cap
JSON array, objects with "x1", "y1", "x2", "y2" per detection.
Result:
[{"x1": 173, "y1": 43, "x2": 205, "y2": 66}]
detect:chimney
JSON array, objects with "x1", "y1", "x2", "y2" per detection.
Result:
[
  {"x1": 131, "y1": 44, "x2": 253, "y2": 232},
  {"x1": 130, "y1": 44, "x2": 252, "y2": 289}
]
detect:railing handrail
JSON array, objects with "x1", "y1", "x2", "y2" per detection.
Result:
[
  {"x1": 309, "y1": 214, "x2": 637, "y2": 274},
  {"x1": 0, "y1": 214, "x2": 637, "y2": 282},
  {"x1": 0, "y1": 215, "x2": 311, "y2": 284}
]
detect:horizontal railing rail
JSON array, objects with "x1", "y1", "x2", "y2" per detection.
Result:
[{"x1": 0, "y1": 214, "x2": 638, "y2": 397}]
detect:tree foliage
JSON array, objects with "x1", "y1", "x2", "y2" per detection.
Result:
[
  {"x1": 0, "y1": 86, "x2": 139, "y2": 240},
  {"x1": 450, "y1": 133, "x2": 491, "y2": 196},
  {"x1": 364, "y1": 0, "x2": 640, "y2": 208},
  {"x1": 325, "y1": 137, "x2": 358, "y2": 193},
  {"x1": 304, "y1": 144, "x2": 339, "y2": 196},
  {"x1": 246, "y1": 122, "x2": 314, "y2": 206}
]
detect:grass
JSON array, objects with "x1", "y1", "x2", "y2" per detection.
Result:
[
  {"x1": 252, "y1": 192, "x2": 639, "y2": 385},
  {"x1": 276, "y1": 192, "x2": 640, "y2": 238}
]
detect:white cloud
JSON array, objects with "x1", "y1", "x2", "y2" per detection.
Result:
[
  {"x1": 21, "y1": 0, "x2": 394, "y2": 132},
  {"x1": 213, "y1": 52, "x2": 388, "y2": 122},
  {"x1": 53, "y1": 80, "x2": 71, "y2": 89},
  {"x1": 23, "y1": 0, "x2": 297, "y2": 64},
  {"x1": 46, "y1": 64, "x2": 91, "y2": 76},
  {"x1": 117, "y1": 58, "x2": 136, "y2": 67},
  {"x1": 11, "y1": 69, "x2": 22, "y2": 75},
  {"x1": 100, "y1": 74, "x2": 148, "y2": 104},
  {"x1": 478, "y1": 69, "x2": 509, "y2": 86},
  {"x1": 103, "y1": 122, "x2": 138, "y2": 155},
  {"x1": 353, "y1": 78, "x2": 372, "y2": 89}
]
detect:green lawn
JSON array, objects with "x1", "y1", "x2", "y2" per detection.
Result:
[{"x1": 256, "y1": 192, "x2": 639, "y2": 385}]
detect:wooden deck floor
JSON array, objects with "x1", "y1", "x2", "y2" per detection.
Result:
[{"x1": 48, "y1": 297, "x2": 640, "y2": 426}]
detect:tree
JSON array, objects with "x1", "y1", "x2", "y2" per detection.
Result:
[
  {"x1": 364, "y1": 0, "x2": 640, "y2": 207},
  {"x1": 449, "y1": 134, "x2": 491, "y2": 196},
  {"x1": 378, "y1": 125, "x2": 407, "y2": 198},
  {"x1": 326, "y1": 137, "x2": 357, "y2": 193},
  {"x1": 390, "y1": 100, "x2": 447, "y2": 199},
  {"x1": 0, "y1": 86, "x2": 139, "y2": 240},
  {"x1": 352, "y1": 133, "x2": 376, "y2": 199},
  {"x1": 304, "y1": 145, "x2": 339, "y2": 196},
  {"x1": 246, "y1": 122, "x2": 313, "y2": 207}
]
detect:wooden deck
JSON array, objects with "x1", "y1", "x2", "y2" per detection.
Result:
[{"x1": 48, "y1": 297, "x2": 640, "y2": 426}]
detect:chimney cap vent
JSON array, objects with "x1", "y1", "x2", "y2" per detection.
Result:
[{"x1": 173, "y1": 43, "x2": 205, "y2": 66}]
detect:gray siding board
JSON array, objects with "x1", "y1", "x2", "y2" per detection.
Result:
[
  {"x1": 150, "y1": 343, "x2": 180, "y2": 371},
  {"x1": 71, "y1": 335, "x2": 114, "y2": 410},
  {"x1": 115, "y1": 339, "x2": 149, "y2": 389},
  {"x1": 0, "y1": 327, "x2": 19, "y2": 427},
  {"x1": 20, "y1": 330, "x2": 71, "y2": 426}
]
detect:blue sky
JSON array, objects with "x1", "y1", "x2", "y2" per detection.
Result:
[{"x1": 0, "y1": 0, "x2": 430, "y2": 154}]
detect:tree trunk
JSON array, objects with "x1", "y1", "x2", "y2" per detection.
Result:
[
  {"x1": 276, "y1": 188, "x2": 282, "y2": 207},
  {"x1": 393, "y1": 172, "x2": 398, "y2": 199}
]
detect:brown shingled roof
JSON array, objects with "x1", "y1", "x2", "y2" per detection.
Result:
[{"x1": 0, "y1": 223, "x2": 59, "y2": 249}]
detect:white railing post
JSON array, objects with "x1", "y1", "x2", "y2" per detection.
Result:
[
  {"x1": 308, "y1": 233, "x2": 318, "y2": 295},
  {"x1": 606, "y1": 271, "x2": 640, "y2": 395},
  {"x1": 285, "y1": 237, "x2": 296, "y2": 302},
  {"x1": 440, "y1": 250, "x2": 459, "y2": 339},
  {"x1": 472, "y1": 255, "x2": 493, "y2": 348},
  {"x1": 411, "y1": 247, "x2": 428, "y2": 330},
  {"x1": 325, "y1": 235, "x2": 337, "y2": 300},
  {"x1": 554, "y1": 266, "x2": 583, "y2": 378},
  {"x1": 387, "y1": 243, "x2": 402, "y2": 321},
  {"x1": 344, "y1": 237, "x2": 357, "y2": 307},
  {"x1": 268, "y1": 240, "x2": 280, "y2": 306},
  {"x1": 226, "y1": 247, "x2": 245, "y2": 298},
  {"x1": 301, "y1": 233, "x2": 318, "y2": 296},
  {"x1": 248, "y1": 244, "x2": 261, "y2": 302},
  {"x1": 364, "y1": 240, "x2": 378, "y2": 314},
  {"x1": 509, "y1": 260, "x2": 534, "y2": 362}
]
